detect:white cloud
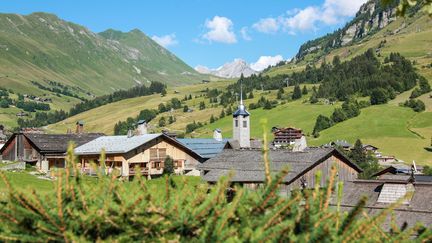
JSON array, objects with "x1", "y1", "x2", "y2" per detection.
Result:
[
  {"x1": 283, "y1": 7, "x2": 321, "y2": 32},
  {"x1": 240, "y1": 27, "x2": 252, "y2": 41},
  {"x1": 250, "y1": 55, "x2": 284, "y2": 71},
  {"x1": 202, "y1": 16, "x2": 237, "y2": 44},
  {"x1": 151, "y1": 33, "x2": 178, "y2": 47},
  {"x1": 251, "y1": 0, "x2": 367, "y2": 35},
  {"x1": 252, "y1": 17, "x2": 280, "y2": 33}
]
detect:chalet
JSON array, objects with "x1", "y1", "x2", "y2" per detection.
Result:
[
  {"x1": 324, "y1": 140, "x2": 352, "y2": 150},
  {"x1": 362, "y1": 144, "x2": 379, "y2": 153},
  {"x1": 272, "y1": 127, "x2": 307, "y2": 151},
  {"x1": 272, "y1": 127, "x2": 303, "y2": 144},
  {"x1": 0, "y1": 132, "x2": 103, "y2": 172},
  {"x1": 74, "y1": 133, "x2": 205, "y2": 178},
  {"x1": 333, "y1": 176, "x2": 432, "y2": 231},
  {"x1": 197, "y1": 147, "x2": 362, "y2": 194}
]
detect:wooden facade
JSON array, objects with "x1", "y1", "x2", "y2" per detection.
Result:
[
  {"x1": 0, "y1": 133, "x2": 103, "y2": 172},
  {"x1": 77, "y1": 137, "x2": 201, "y2": 178}
]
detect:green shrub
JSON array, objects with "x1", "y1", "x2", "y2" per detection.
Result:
[{"x1": 0, "y1": 145, "x2": 429, "y2": 241}]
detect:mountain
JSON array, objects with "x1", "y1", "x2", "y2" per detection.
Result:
[
  {"x1": 295, "y1": 0, "x2": 398, "y2": 61},
  {"x1": 195, "y1": 59, "x2": 257, "y2": 78},
  {"x1": 0, "y1": 12, "x2": 206, "y2": 97}
]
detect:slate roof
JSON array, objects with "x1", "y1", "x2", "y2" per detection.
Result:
[
  {"x1": 176, "y1": 138, "x2": 229, "y2": 159},
  {"x1": 334, "y1": 179, "x2": 432, "y2": 231},
  {"x1": 198, "y1": 148, "x2": 361, "y2": 183},
  {"x1": 75, "y1": 134, "x2": 162, "y2": 155},
  {"x1": 331, "y1": 140, "x2": 352, "y2": 148},
  {"x1": 24, "y1": 133, "x2": 103, "y2": 153},
  {"x1": 233, "y1": 105, "x2": 250, "y2": 117}
]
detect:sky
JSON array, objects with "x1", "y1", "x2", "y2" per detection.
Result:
[{"x1": 0, "y1": 0, "x2": 368, "y2": 71}]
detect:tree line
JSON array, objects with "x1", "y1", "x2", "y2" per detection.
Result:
[{"x1": 16, "y1": 82, "x2": 166, "y2": 129}]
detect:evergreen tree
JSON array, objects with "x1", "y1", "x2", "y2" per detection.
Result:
[
  {"x1": 199, "y1": 101, "x2": 206, "y2": 110},
  {"x1": 351, "y1": 139, "x2": 367, "y2": 165},
  {"x1": 168, "y1": 116, "x2": 175, "y2": 124},
  {"x1": 263, "y1": 100, "x2": 273, "y2": 110},
  {"x1": 188, "y1": 94, "x2": 192, "y2": 100},
  {"x1": 209, "y1": 115, "x2": 216, "y2": 123},
  {"x1": 158, "y1": 117, "x2": 166, "y2": 127},
  {"x1": 410, "y1": 88, "x2": 422, "y2": 99},
  {"x1": 220, "y1": 109, "x2": 226, "y2": 118},
  {"x1": 158, "y1": 103, "x2": 167, "y2": 113},
  {"x1": 313, "y1": 115, "x2": 334, "y2": 137},
  {"x1": 0, "y1": 145, "x2": 429, "y2": 241},
  {"x1": 226, "y1": 106, "x2": 233, "y2": 115},
  {"x1": 163, "y1": 156, "x2": 174, "y2": 175},
  {"x1": 331, "y1": 108, "x2": 347, "y2": 123},
  {"x1": 248, "y1": 91, "x2": 254, "y2": 99},
  {"x1": 183, "y1": 105, "x2": 189, "y2": 112},
  {"x1": 292, "y1": 85, "x2": 302, "y2": 100},
  {"x1": 302, "y1": 85, "x2": 308, "y2": 95},
  {"x1": 277, "y1": 88, "x2": 284, "y2": 99},
  {"x1": 310, "y1": 93, "x2": 319, "y2": 104},
  {"x1": 370, "y1": 88, "x2": 388, "y2": 105}
]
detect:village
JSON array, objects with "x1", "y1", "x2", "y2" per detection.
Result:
[{"x1": 0, "y1": 90, "x2": 431, "y2": 231}]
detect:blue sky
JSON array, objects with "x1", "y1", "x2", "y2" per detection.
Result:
[{"x1": 0, "y1": 0, "x2": 367, "y2": 70}]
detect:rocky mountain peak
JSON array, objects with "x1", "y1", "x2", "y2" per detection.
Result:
[{"x1": 195, "y1": 59, "x2": 257, "y2": 78}]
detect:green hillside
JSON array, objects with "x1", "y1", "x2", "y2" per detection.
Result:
[{"x1": 0, "y1": 12, "x2": 212, "y2": 128}]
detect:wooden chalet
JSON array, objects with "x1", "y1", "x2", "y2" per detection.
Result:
[
  {"x1": 197, "y1": 147, "x2": 362, "y2": 194},
  {"x1": 0, "y1": 132, "x2": 103, "y2": 171},
  {"x1": 272, "y1": 127, "x2": 303, "y2": 145},
  {"x1": 74, "y1": 133, "x2": 205, "y2": 178}
]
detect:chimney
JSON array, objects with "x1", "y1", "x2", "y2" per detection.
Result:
[
  {"x1": 213, "y1": 129, "x2": 223, "y2": 142},
  {"x1": 136, "y1": 120, "x2": 148, "y2": 135},
  {"x1": 127, "y1": 129, "x2": 134, "y2": 138},
  {"x1": 75, "y1": 121, "x2": 84, "y2": 134}
]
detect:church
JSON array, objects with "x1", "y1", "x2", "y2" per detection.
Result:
[{"x1": 198, "y1": 83, "x2": 363, "y2": 192}]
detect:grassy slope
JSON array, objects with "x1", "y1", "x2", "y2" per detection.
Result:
[
  {"x1": 0, "y1": 171, "x2": 202, "y2": 200},
  {"x1": 47, "y1": 80, "x2": 234, "y2": 134},
  {"x1": 44, "y1": 13, "x2": 432, "y2": 165},
  {"x1": 260, "y1": 13, "x2": 432, "y2": 165},
  {"x1": 0, "y1": 12, "x2": 213, "y2": 128}
]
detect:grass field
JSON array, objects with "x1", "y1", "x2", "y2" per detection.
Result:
[
  {"x1": 47, "y1": 80, "x2": 235, "y2": 134},
  {"x1": 0, "y1": 170, "x2": 203, "y2": 201}
]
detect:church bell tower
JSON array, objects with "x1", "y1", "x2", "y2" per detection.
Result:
[{"x1": 233, "y1": 80, "x2": 250, "y2": 148}]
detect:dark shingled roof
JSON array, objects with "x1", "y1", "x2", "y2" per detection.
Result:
[
  {"x1": 334, "y1": 179, "x2": 432, "y2": 231},
  {"x1": 24, "y1": 133, "x2": 103, "y2": 153},
  {"x1": 197, "y1": 147, "x2": 361, "y2": 183},
  {"x1": 233, "y1": 105, "x2": 250, "y2": 117}
]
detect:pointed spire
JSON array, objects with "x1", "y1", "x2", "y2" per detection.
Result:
[{"x1": 240, "y1": 77, "x2": 244, "y2": 107}]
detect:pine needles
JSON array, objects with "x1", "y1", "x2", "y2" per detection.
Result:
[{"x1": 0, "y1": 144, "x2": 430, "y2": 241}]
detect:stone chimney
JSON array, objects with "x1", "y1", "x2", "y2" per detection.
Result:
[
  {"x1": 213, "y1": 129, "x2": 223, "y2": 142},
  {"x1": 127, "y1": 129, "x2": 134, "y2": 138},
  {"x1": 136, "y1": 120, "x2": 148, "y2": 135},
  {"x1": 75, "y1": 121, "x2": 84, "y2": 134}
]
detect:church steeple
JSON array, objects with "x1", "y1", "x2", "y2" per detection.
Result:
[{"x1": 233, "y1": 77, "x2": 250, "y2": 148}]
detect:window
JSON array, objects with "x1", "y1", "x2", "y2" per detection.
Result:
[
  {"x1": 150, "y1": 148, "x2": 166, "y2": 160},
  {"x1": 152, "y1": 161, "x2": 162, "y2": 169},
  {"x1": 243, "y1": 120, "x2": 247, "y2": 128},
  {"x1": 174, "y1": 160, "x2": 183, "y2": 168},
  {"x1": 235, "y1": 119, "x2": 239, "y2": 127}
]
